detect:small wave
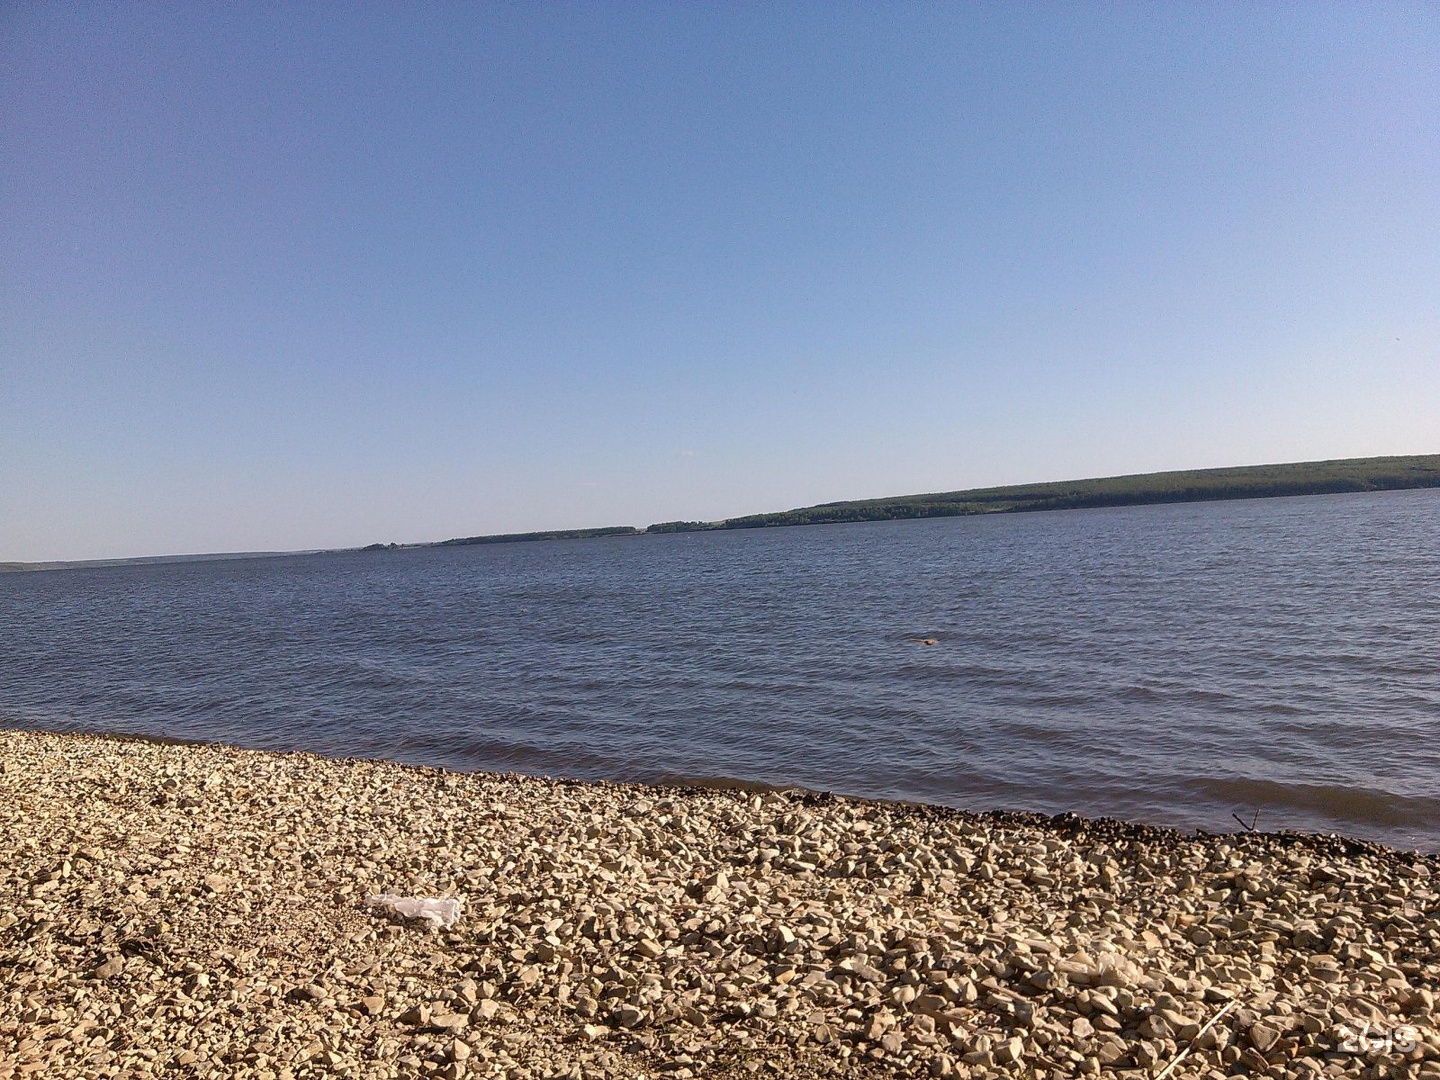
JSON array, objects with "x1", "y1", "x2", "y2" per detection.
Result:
[
  {"x1": 1113, "y1": 685, "x2": 1163, "y2": 702},
  {"x1": 1185, "y1": 776, "x2": 1440, "y2": 830}
]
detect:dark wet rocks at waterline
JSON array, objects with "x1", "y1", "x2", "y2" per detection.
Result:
[{"x1": 2, "y1": 731, "x2": 1439, "y2": 1080}]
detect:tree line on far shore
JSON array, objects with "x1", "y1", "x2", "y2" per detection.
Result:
[
  {"x1": 381, "y1": 453, "x2": 1440, "y2": 550},
  {"x1": 645, "y1": 454, "x2": 1440, "y2": 533}
]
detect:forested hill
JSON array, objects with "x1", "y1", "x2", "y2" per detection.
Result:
[
  {"x1": 418, "y1": 526, "x2": 642, "y2": 548},
  {"x1": 646, "y1": 454, "x2": 1440, "y2": 533}
]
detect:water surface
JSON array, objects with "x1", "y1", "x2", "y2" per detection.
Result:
[{"x1": 3, "y1": 489, "x2": 1438, "y2": 850}]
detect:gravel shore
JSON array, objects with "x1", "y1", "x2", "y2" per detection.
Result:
[{"x1": 2, "y1": 729, "x2": 1437, "y2": 1080}]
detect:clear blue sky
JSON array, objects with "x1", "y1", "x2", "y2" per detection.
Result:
[{"x1": 3, "y1": 3, "x2": 1437, "y2": 561}]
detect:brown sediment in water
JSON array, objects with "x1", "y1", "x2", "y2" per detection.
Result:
[{"x1": 2, "y1": 728, "x2": 1438, "y2": 1080}]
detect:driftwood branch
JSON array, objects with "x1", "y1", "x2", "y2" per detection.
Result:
[{"x1": 1231, "y1": 808, "x2": 1259, "y2": 832}]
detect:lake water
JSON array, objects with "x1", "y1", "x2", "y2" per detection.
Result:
[{"x1": 3, "y1": 489, "x2": 1438, "y2": 852}]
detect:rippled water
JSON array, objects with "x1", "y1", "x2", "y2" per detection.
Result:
[{"x1": 3, "y1": 489, "x2": 1438, "y2": 850}]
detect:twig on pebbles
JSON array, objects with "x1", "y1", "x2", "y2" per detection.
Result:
[{"x1": 1154, "y1": 998, "x2": 1238, "y2": 1080}]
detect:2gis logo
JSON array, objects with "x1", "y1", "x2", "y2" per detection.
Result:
[{"x1": 1334, "y1": 1021, "x2": 1419, "y2": 1056}]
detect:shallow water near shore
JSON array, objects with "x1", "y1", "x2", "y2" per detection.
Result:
[{"x1": 3, "y1": 488, "x2": 1439, "y2": 851}]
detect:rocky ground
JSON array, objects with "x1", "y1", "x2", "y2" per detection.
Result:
[{"x1": 2, "y1": 729, "x2": 1437, "y2": 1080}]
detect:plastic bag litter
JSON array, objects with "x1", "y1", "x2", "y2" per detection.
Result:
[{"x1": 365, "y1": 894, "x2": 462, "y2": 929}]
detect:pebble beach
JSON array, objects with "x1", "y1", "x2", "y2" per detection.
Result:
[{"x1": 2, "y1": 729, "x2": 1437, "y2": 1080}]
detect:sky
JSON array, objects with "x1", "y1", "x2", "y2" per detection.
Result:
[{"x1": 2, "y1": 3, "x2": 1437, "y2": 562}]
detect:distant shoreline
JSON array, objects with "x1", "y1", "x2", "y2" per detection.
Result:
[
  {"x1": 5, "y1": 452, "x2": 1436, "y2": 572},
  {"x1": 643, "y1": 453, "x2": 1440, "y2": 534}
]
